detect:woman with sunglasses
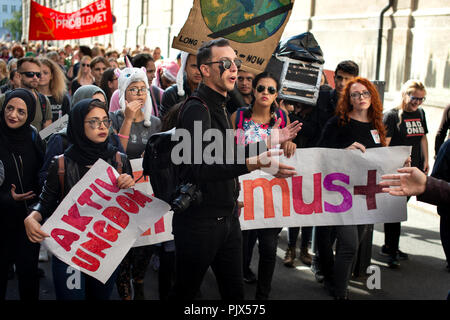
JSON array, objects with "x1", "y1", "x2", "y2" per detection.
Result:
[
  {"x1": 0, "y1": 89, "x2": 46, "y2": 300},
  {"x1": 70, "y1": 56, "x2": 94, "y2": 95},
  {"x1": 110, "y1": 66, "x2": 161, "y2": 300},
  {"x1": 230, "y1": 72, "x2": 296, "y2": 300},
  {"x1": 38, "y1": 57, "x2": 71, "y2": 122},
  {"x1": 316, "y1": 77, "x2": 388, "y2": 299},
  {"x1": 382, "y1": 79, "x2": 428, "y2": 268},
  {"x1": 24, "y1": 98, "x2": 135, "y2": 300}
]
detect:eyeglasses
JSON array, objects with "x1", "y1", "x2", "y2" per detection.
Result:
[
  {"x1": 20, "y1": 71, "x2": 41, "y2": 78},
  {"x1": 84, "y1": 118, "x2": 112, "y2": 129},
  {"x1": 409, "y1": 95, "x2": 426, "y2": 103},
  {"x1": 204, "y1": 58, "x2": 242, "y2": 70},
  {"x1": 256, "y1": 85, "x2": 277, "y2": 95},
  {"x1": 350, "y1": 91, "x2": 371, "y2": 99},
  {"x1": 82, "y1": 63, "x2": 90, "y2": 67},
  {"x1": 127, "y1": 87, "x2": 147, "y2": 96}
]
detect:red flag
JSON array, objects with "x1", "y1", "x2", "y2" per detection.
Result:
[{"x1": 28, "y1": 0, "x2": 113, "y2": 40}]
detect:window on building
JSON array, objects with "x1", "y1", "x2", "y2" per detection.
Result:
[
  {"x1": 2, "y1": 5, "x2": 7, "y2": 13},
  {"x1": 11, "y1": 6, "x2": 16, "y2": 13}
]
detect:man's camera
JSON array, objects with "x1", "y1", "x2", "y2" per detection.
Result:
[{"x1": 171, "y1": 183, "x2": 203, "y2": 213}]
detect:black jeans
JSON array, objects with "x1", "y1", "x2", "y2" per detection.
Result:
[
  {"x1": 288, "y1": 227, "x2": 312, "y2": 249},
  {"x1": 0, "y1": 223, "x2": 40, "y2": 300},
  {"x1": 172, "y1": 211, "x2": 244, "y2": 300},
  {"x1": 441, "y1": 214, "x2": 450, "y2": 266},
  {"x1": 254, "y1": 228, "x2": 282, "y2": 300}
]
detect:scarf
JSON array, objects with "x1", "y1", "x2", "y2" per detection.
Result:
[{"x1": 64, "y1": 98, "x2": 117, "y2": 166}]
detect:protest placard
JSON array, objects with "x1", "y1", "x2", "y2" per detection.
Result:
[
  {"x1": 172, "y1": 0, "x2": 295, "y2": 74},
  {"x1": 41, "y1": 159, "x2": 170, "y2": 283},
  {"x1": 238, "y1": 146, "x2": 411, "y2": 230},
  {"x1": 127, "y1": 147, "x2": 411, "y2": 246},
  {"x1": 39, "y1": 114, "x2": 68, "y2": 140}
]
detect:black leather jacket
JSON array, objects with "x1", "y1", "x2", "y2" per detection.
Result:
[{"x1": 33, "y1": 153, "x2": 132, "y2": 221}]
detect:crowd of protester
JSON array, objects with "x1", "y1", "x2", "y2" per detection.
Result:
[{"x1": 0, "y1": 38, "x2": 448, "y2": 301}]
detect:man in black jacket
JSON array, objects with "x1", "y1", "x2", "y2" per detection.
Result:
[{"x1": 172, "y1": 38, "x2": 301, "y2": 300}]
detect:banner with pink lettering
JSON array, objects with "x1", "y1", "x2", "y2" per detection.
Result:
[
  {"x1": 41, "y1": 159, "x2": 170, "y2": 283},
  {"x1": 238, "y1": 146, "x2": 411, "y2": 230}
]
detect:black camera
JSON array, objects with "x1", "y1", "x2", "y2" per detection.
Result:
[{"x1": 171, "y1": 183, "x2": 203, "y2": 213}]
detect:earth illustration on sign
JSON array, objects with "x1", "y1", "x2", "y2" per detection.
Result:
[{"x1": 201, "y1": 0, "x2": 291, "y2": 43}]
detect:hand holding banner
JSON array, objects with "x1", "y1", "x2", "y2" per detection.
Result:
[{"x1": 41, "y1": 159, "x2": 170, "y2": 283}]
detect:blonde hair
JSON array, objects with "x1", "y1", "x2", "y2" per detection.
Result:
[
  {"x1": 76, "y1": 56, "x2": 92, "y2": 81},
  {"x1": 39, "y1": 57, "x2": 67, "y2": 103},
  {"x1": 0, "y1": 59, "x2": 7, "y2": 79},
  {"x1": 395, "y1": 79, "x2": 426, "y2": 129}
]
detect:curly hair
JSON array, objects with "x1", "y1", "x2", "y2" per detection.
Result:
[
  {"x1": 39, "y1": 57, "x2": 68, "y2": 103},
  {"x1": 336, "y1": 77, "x2": 386, "y2": 146}
]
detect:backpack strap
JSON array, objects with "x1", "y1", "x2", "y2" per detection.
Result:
[
  {"x1": 38, "y1": 93, "x2": 48, "y2": 127},
  {"x1": 57, "y1": 155, "x2": 65, "y2": 201},
  {"x1": 177, "y1": 95, "x2": 209, "y2": 126},
  {"x1": 115, "y1": 151, "x2": 123, "y2": 174}
]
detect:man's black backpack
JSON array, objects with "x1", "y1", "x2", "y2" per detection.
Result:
[{"x1": 142, "y1": 96, "x2": 208, "y2": 204}]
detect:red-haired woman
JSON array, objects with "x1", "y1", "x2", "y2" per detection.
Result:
[{"x1": 315, "y1": 77, "x2": 386, "y2": 300}]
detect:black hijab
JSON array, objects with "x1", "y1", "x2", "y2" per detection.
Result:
[
  {"x1": 64, "y1": 98, "x2": 118, "y2": 166},
  {"x1": 0, "y1": 88, "x2": 37, "y2": 154}
]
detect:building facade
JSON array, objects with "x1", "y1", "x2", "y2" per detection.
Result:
[
  {"x1": 22, "y1": 0, "x2": 450, "y2": 161},
  {"x1": 0, "y1": 0, "x2": 22, "y2": 40}
]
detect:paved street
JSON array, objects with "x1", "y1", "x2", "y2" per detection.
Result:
[{"x1": 5, "y1": 202, "x2": 449, "y2": 301}]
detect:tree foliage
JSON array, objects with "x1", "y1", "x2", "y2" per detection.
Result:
[{"x1": 4, "y1": 10, "x2": 22, "y2": 41}]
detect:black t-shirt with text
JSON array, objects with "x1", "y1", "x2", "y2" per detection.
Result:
[
  {"x1": 383, "y1": 108, "x2": 428, "y2": 168},
  {"x1": 318, "y1": 116, "x2": 382, "y2": 149}
]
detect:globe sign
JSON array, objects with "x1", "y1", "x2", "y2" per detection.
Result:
[{"x1": 201, "y1": 0, "x2": 291, "y2": 43}]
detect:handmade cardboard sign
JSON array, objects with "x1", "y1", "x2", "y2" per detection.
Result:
[
  {"x1": 238, "y1": 146, "x2": 411, "y2": 230},
  {"x1": 39, "y1": 114, "x2": 69, "y2": 140},
  {"x1": 41, "y1": 159, "x2": 170, "y2": 283},
  {"x1": 172, "y1": 0, "x2": 296, "y2": 74}
]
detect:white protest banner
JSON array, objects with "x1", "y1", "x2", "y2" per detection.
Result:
[
  {"x1": 41, "y1": 159, "x2": 170, "y2": 283},
  {"x1": 39, "y1": 114, "x2": 68, "y2": 140},
  {"x1": 129, "y1": 159, "x2": 174, "y2": 247},
  {"x1": 238, "y1": 146, "x2": 411, "y2": 230}
]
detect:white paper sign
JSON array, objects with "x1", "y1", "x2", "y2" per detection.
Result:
[
  {"x1": 238, "y1": 146, "x2": 411, "y2": 230},
  {"x1": 129, "y1": 158, "x2": 174, "y2": 247},
  {"x1": 42, "y1": 159, "x2": 170, "y2": 283},
  {"x1": 39, "y1": 114, "x2": 69, "y2": 140}
]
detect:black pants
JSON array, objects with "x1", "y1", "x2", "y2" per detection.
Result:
[
  {"x1": 172, "y1": 211, "x2": 243, "y2": 300},
  {"x1": 0, "y1": 223, "x2": 40, "y2": 300},
  {"x1": 242, "y1": 229, "x2": 257, "y2": 276},
  {"x1": 441, "y1": 214, "x2": 450, "y2": 266},
  {"x1": 254, "y1": 228, "x2": 282, "y2": 300}
]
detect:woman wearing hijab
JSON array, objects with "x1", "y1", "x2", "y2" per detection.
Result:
[
  {"x1": 24, "y1": 98, "x2": 135, "y2": 300},
  {"x1": 0, "y1": 89, "x2": 46, "y2": 300},
  {"x1": 38, "y1": 85, "x2": 114, "y2": 187}
]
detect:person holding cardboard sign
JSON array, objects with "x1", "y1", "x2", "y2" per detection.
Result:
[{"x1": 24, "y1": 99, "x2": 135, "y2": 300}]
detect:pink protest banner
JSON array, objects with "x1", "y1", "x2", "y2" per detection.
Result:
[
  {"x1": 238, "y1": 146, "x2": 411, "y2": 230},
  {"x1": 41, "y1": 159, "x2": 170, "y2": 283}
]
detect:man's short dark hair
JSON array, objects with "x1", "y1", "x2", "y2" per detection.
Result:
[
  {"x1": 131, "y1": 53, "x2": 154, "y2": 69},
  {"x1": 90, "y1": 56, "x2": 109, "y2": 69},
  {"x1": 196, "y1": 38, "x2": 231, "y2": 69},
  {"x1": 335, "y1": 60, "x2": 359, "y2": 77},
  {"x1": 79, "y1": 45, "x2": 92, "y2": 57},
  {"x1": 17, "y1": 57, "x2": 41, "y2": 71}
]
